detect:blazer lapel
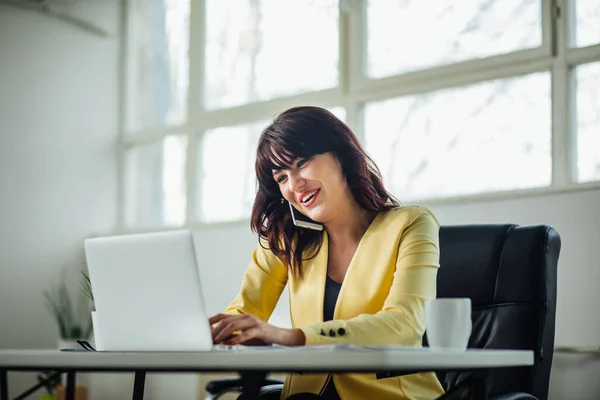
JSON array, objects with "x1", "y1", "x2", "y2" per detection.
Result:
[
  {"x1": 290, "y1": 231, "x2": 329, "y2": 326},
  {"x1": 333, "y1": 212, "x2": 386, "y2": 320}
]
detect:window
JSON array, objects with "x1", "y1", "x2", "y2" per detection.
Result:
[
  {"x1": 124, "y1": 135, "x2": 187, "y2": 228},
  {"x1": 121, "y1": 0, "x2": 600, "y2": 229},
  {"x1": 365, "y1": 72, "x2": 551, "y2": 199},
  {"x1": 576, "y1": 62, "x2": 600, "y2": 183},
  {"x1": 198, "y1": 121, "x2": 266, "y2": 222},
  {"x1": 204, "y1": 0, "x2": 339, "y2": 110},
  {"x1": 328, "y1": 106, "x2": 347, "y2": 124},
  {"x1": 575, "y1": 0, "x2": 600, "y2": 48},
  {"x1": 126, "y1": 0, "x2": 190, "y2": 131},
  {"x1": 367, "y1": 0, "x2": 542, "y2": 78}
]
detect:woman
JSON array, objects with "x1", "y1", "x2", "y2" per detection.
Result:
[{"x1": 209, "y1": 106, "x2": 445, "y2": 399}]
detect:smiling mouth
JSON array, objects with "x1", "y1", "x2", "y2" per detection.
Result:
[{"x1": 299, "y1": 189, "x2": 320, "y2": 206}]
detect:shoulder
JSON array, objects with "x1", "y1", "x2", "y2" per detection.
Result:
[
  {"x1": 254, "y1": 236, "x2": 285, "y2": 265},
  {"x1": 376, "y1": 205, "x2": 440, "y2": 231},
  {"x1": 372, "y1": 206, "x2": 441, "y2": 256}
]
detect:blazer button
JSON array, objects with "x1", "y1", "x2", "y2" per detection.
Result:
[
  {"x1": 337, "y1": 328, "x2": 346, "y2": 336},
  {"x1": 320, "y1": 329, "x2": 326, "y2": 336},
  {"x1": 329, "y1": 329, "x2": 336, "y2": 337}
]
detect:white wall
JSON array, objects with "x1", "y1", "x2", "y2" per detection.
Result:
[
  {"x1": 193, "y1": 188, "x2": 600, "y2": 400},
  {"x1": 0, "y1": 2, "x2": 121, "y2": 399}
]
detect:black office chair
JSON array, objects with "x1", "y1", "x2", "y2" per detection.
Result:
[
  {"x1": 205, "y1": 224, "x2": 561, "y2": 400},
  {"x1": 427, "y1": 224, "x2": 560, "y2": 400}
]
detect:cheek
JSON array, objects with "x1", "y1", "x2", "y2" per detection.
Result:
[
  {"x1": 304, "y1": 165, "x2": 325, "y2": 184},
  {"x1": 279, "y1": 184, "x2": 293, "y2": 201},
  {"x1": 319, "y1": 167, "x2": 345, "y2": 190},
  {"x1": 283, "y1": 193, "x2": 293, "y2": 203}
]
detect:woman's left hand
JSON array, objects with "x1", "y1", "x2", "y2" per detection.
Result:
[{"x1": 209, "y1": 313, "x2": 305, "y2": 346}]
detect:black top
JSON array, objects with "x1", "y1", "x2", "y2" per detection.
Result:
[
  {"x1": 321, "y1": 275, "x2": 343, "y2": 399},
  {"x1": 323, "y1": 275, "x2": 342, "y2": 322}
]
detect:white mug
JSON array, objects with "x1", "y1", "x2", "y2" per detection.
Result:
[{"x1": 425, "y1": 298, "x2": 472, "y2": 351}]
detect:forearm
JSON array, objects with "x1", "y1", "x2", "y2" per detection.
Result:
[{"x1": 299, "y1": 303, "x2": 426, "y2": 346}]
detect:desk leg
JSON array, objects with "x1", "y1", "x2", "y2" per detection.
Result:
[
  {"x1": 0, "y1": 369, "x2": 7, "y2": 400},
  {"x1": 239, "y1": 371, "x2": 267, "y2": 400},
  {"x1": 65, "y1": 371, "x2": 76, "y2": 400},
  {"x1": 132, "y1": 371, "x2": 146, "y2": 400}
]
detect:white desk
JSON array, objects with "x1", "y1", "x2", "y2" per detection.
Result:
[{"x1": 0, "y1": 347, "x2": 534, "y2": 400}]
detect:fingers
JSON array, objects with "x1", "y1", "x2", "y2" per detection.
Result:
[
  {"x1": 230, "y1": 327, "x2": 262, "y2": 345},
  {"x1": 212, "y1": 315, "x2": 259, "y2": 344},
  {"x1": 209, "y1": 314, "x2": 242, "y2": 339},
  {"x1": 208, "y1": 313, "x2": 230, "y2": 325}
]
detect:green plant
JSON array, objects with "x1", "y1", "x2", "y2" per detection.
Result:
[
  {"x1": 80, "y1": 270, "x2": 94, "y2": 304},
  {"x1": 43, "y1": 270, "x2": 93, "y2": 340},
  {"x1": 37, "y1": 371, "x2": 61, "y2": 395}
]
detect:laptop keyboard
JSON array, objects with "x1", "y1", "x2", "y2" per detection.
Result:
[{"x1": 212, "y1": 344, "x2": 252, "y2": 351}]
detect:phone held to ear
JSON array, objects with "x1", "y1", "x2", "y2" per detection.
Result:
[{"x1": 289, "y1": 201, "x2": 324, "y2": 231}]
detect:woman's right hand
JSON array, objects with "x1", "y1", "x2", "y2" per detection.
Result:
[{"x1": 209, "y1": 313, "x2": 305, "y2": 346}]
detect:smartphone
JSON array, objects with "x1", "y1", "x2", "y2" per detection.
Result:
[{"x1": 288, "y1": 201, "x2": 323, "y2": 231}]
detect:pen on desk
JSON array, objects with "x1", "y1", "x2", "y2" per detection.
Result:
[{"x1": 60, "y1": 348, "x2": 92, "y2": 352}]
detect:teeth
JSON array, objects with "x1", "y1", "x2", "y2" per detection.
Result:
[{"x1": 301, "y1": 190, "x2": 318, "y2": 203}]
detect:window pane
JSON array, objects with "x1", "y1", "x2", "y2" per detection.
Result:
[
  {"x1": 127, "y1": 0, "x2": 189, "y2": 131},
  {"x1": 364, "y1": 72, "x2": 551, "y2": 200},
  {"x1": 576, "y1": 62, "x2": 600, "y2": 183},
  {"x1": 367, "y1": 0, "x2": 542, "y2": 78},
  {"x1": 328, "y1": 106, "x2": 346, "y2": 122},
  {"x1": 198, "y1": 121, "x2": 266, "y2": 222},
  {"x1": 125, "y1": 135, "x2": 187, "y2": 227},
  {"x1": 204, "y1": 0, "x2": 339, "y2": 110},
  {"x1": 575, "y1": 0, "x2": 600, "y2": 47}
]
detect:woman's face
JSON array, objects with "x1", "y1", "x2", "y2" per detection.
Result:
[{"x1": 272, "y1": 152, "x2": 349, "y2": 223}]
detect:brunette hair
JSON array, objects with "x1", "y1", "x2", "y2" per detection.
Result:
[{"x1": 250, "y1": 106, "x2": 399, "y2": 278}]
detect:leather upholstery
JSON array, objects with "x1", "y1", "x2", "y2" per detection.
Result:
[
  {"x1": 206, "y1": 378, "x2": 285, "y2": 395},
  {"x1": 207, "y1": 224, "x2": 561, "y2": 400},
  {"x1": 424, "y1": 224, "x2": 560, "y2": 400}
]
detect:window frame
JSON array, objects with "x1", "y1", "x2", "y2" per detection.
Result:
[{"x1": 117, "y1": 0, "x2": 600, "y2": 231}]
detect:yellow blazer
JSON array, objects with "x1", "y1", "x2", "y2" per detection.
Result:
[{"x1": 226, "y1": 206, "x2": 445, "y2": 400}]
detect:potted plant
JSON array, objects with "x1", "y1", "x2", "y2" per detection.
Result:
[
  {"x1": 44, "y1": 270, "x2": 93, "y2": 349},
  {"x1": 37, "y1": 371, "x2": 62, "y2": 400}
]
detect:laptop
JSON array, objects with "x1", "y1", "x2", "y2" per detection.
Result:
[{"x1": 84, "y1": 230, "x2": 214, "y2": 351}]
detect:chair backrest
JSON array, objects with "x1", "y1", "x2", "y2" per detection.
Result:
[{"x1": 424, "y1": 224, "x2": 560, "y2": 400}]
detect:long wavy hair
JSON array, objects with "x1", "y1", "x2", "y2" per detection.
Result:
[{"x1": 250, "y1": 106, "x2": 399, "y2": 278}]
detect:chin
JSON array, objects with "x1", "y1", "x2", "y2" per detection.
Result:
[
  {"x1": 305, "y1": 208, "x2": 326, "y2": 223},
  {"x1": 308, "y1": 215, "x2": 324, "y2": 224}
]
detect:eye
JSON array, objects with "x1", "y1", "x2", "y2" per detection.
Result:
[{"x1": 275, "y1": 174, "x2": 287, "y2": 184}]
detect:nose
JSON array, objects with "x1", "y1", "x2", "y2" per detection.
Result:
[{"x1": 287, "y1": 171, "x2": 306, "y2": 193}]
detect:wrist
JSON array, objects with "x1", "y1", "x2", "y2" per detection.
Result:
[{"x1": 284, "y1": 328, "x2": 306, "y2": 346}]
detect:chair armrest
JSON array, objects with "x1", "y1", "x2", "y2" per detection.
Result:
[
  {"x1": 205, "y1": 377, "x2": 284, "y2": 395},
  {"x1": 489, "y1": 393, "x2": 538, "y2": 400},
  {"x1": 257, "y1": 384, "x2": 285, "y2": 399}
]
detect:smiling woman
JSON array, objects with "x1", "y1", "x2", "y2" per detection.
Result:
[
  {"x1": 210, "y1": 106, "x2": 446, "y2": 400},
  {"x1": 251, "y1": 107, "x2": 398, "y2": 278}
]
